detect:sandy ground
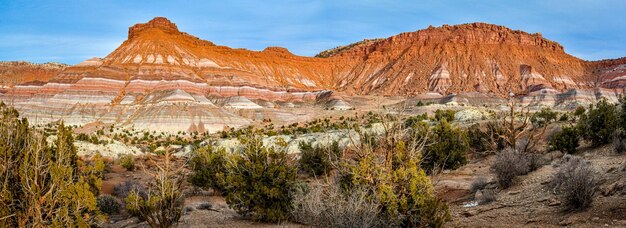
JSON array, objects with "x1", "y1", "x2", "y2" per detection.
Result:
[{"x1": 443, "y1": 145, "x2": 626, "y2": 228}]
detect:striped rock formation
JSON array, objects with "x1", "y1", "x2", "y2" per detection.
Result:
[
  {"x1": 0, "y1": 61, "x2": 67, "y2": 92},
  {"x1": 1, "y1": 18, "x2": 626, "y2": 132},
  {"x1": 324, "y1": 23, "x2": 595, "y2": 96},
  {"x1": 0, "y1": 17, "x2": 340, "y2": 132}
]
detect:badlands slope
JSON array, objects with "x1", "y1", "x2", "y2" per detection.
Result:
[
  {"x1": 1, "y1": 17, "x2": 626, "y2": 132},
  {"x1": 0, "y1": 17, "x2": 343, "y2": 132}
]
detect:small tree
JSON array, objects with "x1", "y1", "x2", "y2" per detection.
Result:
[
  {"x1": 422, "y1": 119, "x2": 469, "y2": 173},
  {"x1": 340, "y1": 120, "x2": 450, "y2": 227},
  {"x1": 0, "y1": 104, "x2": 101, "y2": 227},
  {"x1": 497, "y1": 102, "x2": 547, "y2": 153},
  {"x1": 618, "y1": 96, "x2": 626, "y2": 127},
  {"x1": 549, "y1": 125, "x2": 580, "y2": 154},
  {"x1": 225, "y1": 136, "x2": 297, "y2": 222},
  {"x1": 614, "y1": 97, "x2": 626, "y2": 153},
  {"x1": 531, "y1": 108, "x2": 558, "y2": 127},
  {"x1": 298, "y1": 141, "x2": 342, "y2": 176},
  {"x1": 577, "y1": 99, "x2": 618, "y2": 147},
  {"x1": 189, "y1": 144, "x2": 230, "y2": 193},
  {"x1": 434, "y1": 109, "x2": 456, "y2": 122},
  {"x1": 125, "y1": 152, "x2": 184, "y2": 228}
]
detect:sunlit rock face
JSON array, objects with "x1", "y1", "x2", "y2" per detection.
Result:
[{"x1": 0, "y1": 61, "x2": 67, "y2": 88}]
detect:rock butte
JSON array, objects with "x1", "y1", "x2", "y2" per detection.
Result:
[{"x1": 1, "y1": 17, "x2": 625, "y2": 132}]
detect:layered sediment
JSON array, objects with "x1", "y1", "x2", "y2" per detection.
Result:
[{"x1": 2, "y1": 18, "x2": 625, "y2": 132}]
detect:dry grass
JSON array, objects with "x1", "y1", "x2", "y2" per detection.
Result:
[{"x1": 291, "y1": 183, "x2": 382, "y2": 228}]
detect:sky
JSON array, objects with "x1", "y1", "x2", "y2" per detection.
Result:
[{"x1": 0, "y1": 0, "x2": 625, "y2": 64}]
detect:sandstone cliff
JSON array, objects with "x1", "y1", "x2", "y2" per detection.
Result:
[
  {"x1": 325, "y1": 23, "x2": 595, "y2": 96},
  {"x1": 0, "y1": 61, "x2": 67, "y2": 87}
]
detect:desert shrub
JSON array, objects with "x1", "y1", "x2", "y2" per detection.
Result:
[
  {"x1": 225, "y1": 136, "x2": 297, "y2": 222},
  {"x1": 531, "y1": 108, "x2": 558, "y2": 127},
  {"x1": 76, "y1": 132, "x2": 105, "y2": 145},
  {"x1": 577, "y1": 99, "x2": 618, "y2": 147},
  {"x1": 470, "y1": 177, "x2": 489, "y2": 194},
  {"x1": 612, "y1": 128, "x2": 626, "y2": 154},
  {"x1": 527, "y1": 151, "x2": 546, "y2": 172},
  {"x1": 76, "y1": 132, "x2": 90, "y2": 141},
  {"x1": 97, "y1": 195, "x2": 121, "y2": 215},
  {"x1": 80, "y1": 153, "x2": 106, "y2": 195},
  {"x1": 491, "y1": 148, "x2": 532, "y2": 188},
  {"x1": 189, "y1": 144, "x2": 229, "y2": 193},
  {"x1": 196, "y1": 202, "x2": 213, "y2": 210},
  {"x1": 125, "y1": 154, "x2": 184, "y2": 228},
  {"x1": 467, "y1": 123, "x2": 498, "y2": 156},
  {"x1": 291, "y1": 184, "x2": 381, "y2": 228},
  {"x1": 0, "y1": 104, "x2": 102, "y2": 227},
  {"x1": 559, "y1": 113, "x2": 569, "y2": 122},
  {"x1": 549, "y1": 125, "x2": 580, "y2": 154},
  {"x1": 618, "y1": 96, "x2": 626, "y2": 125},
  {"x1": 573, "y1": 106, "x2": 586, "y2": 118},
  {"x1": 422, "y1": 119, "x2": 469, "y2": 173},
  {"x1": 403, "y1": 113, "x2": 428, "y2": 128},
  {"x1": 342, "y1": 139, "x2": 450, "y2": 227},
  {"x1": 298, "y1": 141, "x2": 342, "y2": 176},
  {"x1": 550, "y1": 156, "x2": 597, "y2": 211},
  {"x1": 118, "y1": 154, "x2": 135, "y2": 171},
  {"x1": 434, "y1": 109, "x2": 456, "y2": 122},
  {"x1": 113, "y1": 181, "x2": 148, "y2": 200},
  {"x1": 476, "y1": 189, "x2": 496, "y2": 204}
]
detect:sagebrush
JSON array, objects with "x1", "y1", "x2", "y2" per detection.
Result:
[
  {"x1": 292, "y1": 184, "x2": 381, "y2": 228},
  {"x1": 491, "y1": 148, "x2": 532, "y2": 188},
  {"x1": 551, "y1": 155, "x2": 597, "y2": 211}
]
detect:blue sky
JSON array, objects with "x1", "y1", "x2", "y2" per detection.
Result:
[{"x1": 0, "y1": 0, "x2": 624, "y2": 64}]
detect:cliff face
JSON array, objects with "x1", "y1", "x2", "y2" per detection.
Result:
[
  {"x1": 326, "y1": 23, "x2": 592, "y2": 96},
  {"x1": 587, "y1": 57, "x2": 626, "y2": 89},
  {"x1": 0, "y1": 61, "x2": 67, "y2": 87}
]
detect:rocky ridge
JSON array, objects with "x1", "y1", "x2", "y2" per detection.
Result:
[
  {"x1": 0, "y1": 61, "x2": 67, "y2": 88},
  {"x1": 327, "y1": 23, "x2": 595, "y2": 96}
]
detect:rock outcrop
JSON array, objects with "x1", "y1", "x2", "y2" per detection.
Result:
[
  {"x1": 0, "y1": 61, "x2": 67, "y2": 88},
  {"x1": 326, "y1": 23, "x2": 594, "y2": 96}
]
